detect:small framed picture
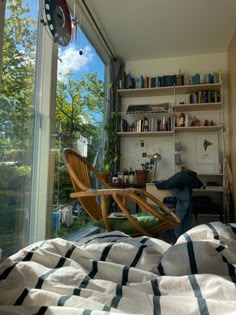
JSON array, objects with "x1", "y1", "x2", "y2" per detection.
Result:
[{"x1": 196, "y1": 134, "x2": 219, "y2": 165}]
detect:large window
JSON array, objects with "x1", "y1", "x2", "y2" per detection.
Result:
[
  {"x1": 50, "y1": 25, "x2": 106, "y2": 237},
  {"x1": 0, "y1": 0, "x2": 110, "y2": 259},
  {"x1": 0, "y1": 0, "x2": 39, "y2": 261}
]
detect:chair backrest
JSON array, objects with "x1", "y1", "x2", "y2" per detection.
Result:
[{"x1": 63, "y1": 148, "x2": 110, "y2": 221}]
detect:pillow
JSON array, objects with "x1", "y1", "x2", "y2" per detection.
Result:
[{"x1": 95, "y1": 213, "x2": 161, "y2": 234}]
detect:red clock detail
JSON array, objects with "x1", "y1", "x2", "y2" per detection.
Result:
[{"x1": 44, "y1": 0, "x2": 72, "y2": 47}]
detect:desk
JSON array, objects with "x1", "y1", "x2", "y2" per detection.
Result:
[{"x1": 109, "y1": 182, "x2": 145, "y2": 189}]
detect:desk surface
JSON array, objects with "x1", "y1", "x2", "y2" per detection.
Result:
[{"x1": 109, "y1": 182, "x2": 146, "y2": 189}]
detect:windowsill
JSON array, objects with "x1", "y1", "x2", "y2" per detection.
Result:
[{"x1": 63, "y1": 225, "x2": 100, "y2": 242}]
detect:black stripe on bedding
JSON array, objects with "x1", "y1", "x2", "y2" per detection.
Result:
[
  {"x1": 140, "y1": 237, "x2": 149, "y2": 244},
  {"x1": 84, "y1": 234, "x2": 129, "y2": 245},
  {"x1": 79, "y1": 275, "x2": 90, "y2": 288},
  {"x1": 206, "y1": 224, "x2": 236, "y2": 283},
  {"x1": 14, "y1": 287, "x2": 30, "y2": 305},
  {"x1": 35, "y1": 256, "x2": 67, "y2": 288},
  {"x1": 100, "y1": 243, "x2": 113, "y2": 261},
  {"x1": 33, "y1": 306, "x2": 48, "y2": 315},
  {"x1": 82, "y1": 310, "x2": 92, "y2": 315},
  {"x1": 73, "y1": 288, "x2": 81, "y2": 295},
  {"x1": 221, "y1": 256, "x2": 236, "y2": 283},
  {"x1": 206, "y1": 223, "x2": 219, "y2": 239},
  {"x1": 35, "y1": 268, "x2": 58, "y2": 289},
  {"x1": 22, "y1": 251, "x2": 34, "y2": 261},
  {"x1": 206, "y1": 223, "x2": 225, "y2": 252},
  {"x1": 58, "y1": 295, "x2": 71, "y2": 306},
  {"x1": 157, "y1": 261, "x2": 165, "y2": 275},
  {"x1": 31, "y1": 240, "x2": 47, "y2": 251},
  {"x1": 65, "y1": 244, "x2": 76, "y2": 258},
  {"x1": 130, "y1": 244, "x2": 147, "y2": 267},
  {"x1": 0, "y1": 263, "x2": 16, "y2": 280},
  {"x1": 23, "y1": 241, "x2": 48, "y2": 261},
  {"x1": 151, "y1": 278, "x2": 161, "y2": 296},
  {"x1": 88, "y1": 260, "x2": 98, "y2": 279},
  {"x1": 111, "y1": 284, "x2": 123, "y2": 308},
  {"x1": 184, "y1": 233, "x2": 198, "y2": 274},
  {"x1": 103, "y1": 284, "x2": 123, "y2": 311},
  {"x1": 103, "y1": 305, "x2": 111, "y2": 312},
  {"x1": 122, "y1": 266, "x2": 129, "y2": 286},
  {"x1": 153, "y1": 296, "x2": 161, "y2": 315},
  {"x1": 188, "y1": 275, "x2": 209, "y2": 315},
  {"x1": 55, "y1": 256, "x2": 67, "y2": 268}
]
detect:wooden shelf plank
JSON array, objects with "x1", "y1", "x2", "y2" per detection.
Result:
[
  {"x1": 198, "y1": 173, "x2": 223, "y2": 176},
  {"x1": 193, "y1": 186, "x2": 224, "y2": 192},
  {"x1": 117, "y1": 131, "x2": 174, "y2": 137},
  {"x1": 173, "y1": 102, "x2": 222, "y2": 111},
  {"x1": 175, "y1": 125, "x2": 223, "y2": 132},
  {"x1": 117, "y1": 83, "x2": 222, "y2": 98}
]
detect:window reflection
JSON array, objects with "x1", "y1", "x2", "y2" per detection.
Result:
[
  {"x1": 51, "y1": 26, "x2": 105, "y2": 238},
  {"x1": 0, "y1": 0, "x2": 38, "y2": 261}
]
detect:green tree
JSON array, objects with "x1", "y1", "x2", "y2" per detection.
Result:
[
  {"x1": 0, "y1": 0, "x2": 37, "y2": 163},
  {"x1": 54, "y1": 71, "x2": 106, "y2": 204},
  {"x1": 56, "y1": 71, "x2": 105, "y2": 161}
]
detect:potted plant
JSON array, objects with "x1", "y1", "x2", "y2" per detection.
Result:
[
  {"x1": 135, "y1": 162, "x2": 150, "y2": 184},
  {"x1": 102, "y1": 112, "x2": 120, "y2": 181}
]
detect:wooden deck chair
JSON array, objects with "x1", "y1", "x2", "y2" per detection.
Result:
[{"x1": 63, "y1": 148, "x2": 181, "y2": 237}]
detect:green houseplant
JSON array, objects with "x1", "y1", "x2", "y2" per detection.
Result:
[{"x1": 102, "y1": 112, "x2": 120, "y2": 180}]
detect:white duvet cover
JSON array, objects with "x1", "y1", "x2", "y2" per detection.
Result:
[{"x1": 0, "y1": 221, "x2": 236, "y2": 315}]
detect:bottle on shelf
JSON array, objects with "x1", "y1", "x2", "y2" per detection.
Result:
[{"x1": 128, "y1": 168, "x2": 135, "y2": 184}]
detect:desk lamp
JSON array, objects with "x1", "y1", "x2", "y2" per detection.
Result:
[{"x1": 152, "y1": 153, "x2": 161, "y2": 180}]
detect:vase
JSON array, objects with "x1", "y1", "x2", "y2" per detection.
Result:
[{"x1": 135, "y1": 170, "x2": 149, "y2": 184}]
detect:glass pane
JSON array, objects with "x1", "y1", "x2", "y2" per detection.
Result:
[
  {"x1": 50, "y1": 26, "x2": 105, "y2": 238},
  {"x1": 0, "y1": 0, "x2": 39, "y2": 261}
]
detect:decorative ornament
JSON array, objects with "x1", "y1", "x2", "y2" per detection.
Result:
[
  {"x1": 71, "y1": 3, "x2": 78, "y2": 43},
  {"x1": 42, "y1": 0, "x2": 72, "y2": 47},
  {"x1": 69, "y1": 2, "x2": 83, "y2": 55}
]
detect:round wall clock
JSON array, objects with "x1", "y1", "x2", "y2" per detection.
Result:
[{"x1": 44, "y1": 0, "x2": 72, "y2": 47}]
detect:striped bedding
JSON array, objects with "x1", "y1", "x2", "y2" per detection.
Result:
[{"x1": 0, "y1": 221, "x2": 236, "y2": 315}]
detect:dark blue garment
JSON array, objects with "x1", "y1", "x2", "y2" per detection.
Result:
[
  {"x1": 154, "y1": 170, "x2": 203, "y2": 190},
  {"x1": 153, "y1": 170, "x2": 203, "y2": 237}
]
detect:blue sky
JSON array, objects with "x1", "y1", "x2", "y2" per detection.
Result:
[
  {"x1": 20, "y1": 0, "x2": 105, "y2": 82},
  {"x1": 58, "y1": 30, "x2": 105, "y2": 82}
]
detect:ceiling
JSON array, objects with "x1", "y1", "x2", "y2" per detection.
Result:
[{"x1": 85, "y1": 0, "x2": 236, "y2": 62}]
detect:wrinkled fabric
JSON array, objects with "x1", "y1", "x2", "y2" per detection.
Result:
[
  {"x1": 0, "y1": 222, "x2": 236, "y2": 314},
  {"x1": 154, "y1": 170, "x2": 203, "y2": 237}
]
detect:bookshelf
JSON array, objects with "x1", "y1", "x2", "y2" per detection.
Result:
[
  {"x1": 117, "y1": 83, "x2": 221, "y2": 98},
  {"x1": 117, "y1": 73, "x2": 225, "y2": 222}
]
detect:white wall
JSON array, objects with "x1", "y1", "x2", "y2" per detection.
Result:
[
  {"x1": 120, "y1": 53, "x2": 228, "y2": 181},
  {"x1": 228, "y1": 30, "x2": 236, "y2": 220}
]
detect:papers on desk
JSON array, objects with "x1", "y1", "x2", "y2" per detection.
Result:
[{"x1": 193, "y1": 186, "x2": 224, "y2": 192}]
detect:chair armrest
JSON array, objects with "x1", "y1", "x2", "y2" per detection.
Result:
[{"x1": 70, "y1": 187, "x2": 136, "y2": 198}]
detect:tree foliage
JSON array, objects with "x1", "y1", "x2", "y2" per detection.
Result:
[
  {"x1": 0, "y1": 0, "x2": 37, "y2": 162},
  {"x1": 56, "y1": 71, "x2": 105, "y2": 162},
  {"x1": 1, "y1": 1, "x2": 106, "y2": 207}
]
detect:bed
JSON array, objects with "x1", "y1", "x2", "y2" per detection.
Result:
[{"x1": 0, "y1": 221, "x2": 236, "y2": 314}]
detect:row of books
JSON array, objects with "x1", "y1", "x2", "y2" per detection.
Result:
[
  {"x1": 123, "y1": 73, "x2": 184, "y2": 89},
  {"x1": 120, "y1": 71, "x2": 221, "y2": 90},
  {"x1": 188, "y1": 90, "x2": 221, "y2": 104},
  {"x1": 120, "y1": 116, "x2": 173, "y2": 133},
  {"x1": 188, "y1": 72, "x2": 220, "y2": 85}
]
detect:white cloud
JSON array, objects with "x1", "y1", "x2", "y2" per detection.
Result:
[{"x1": 57, "y1": 45, "x2": 94, "y2": 80}]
